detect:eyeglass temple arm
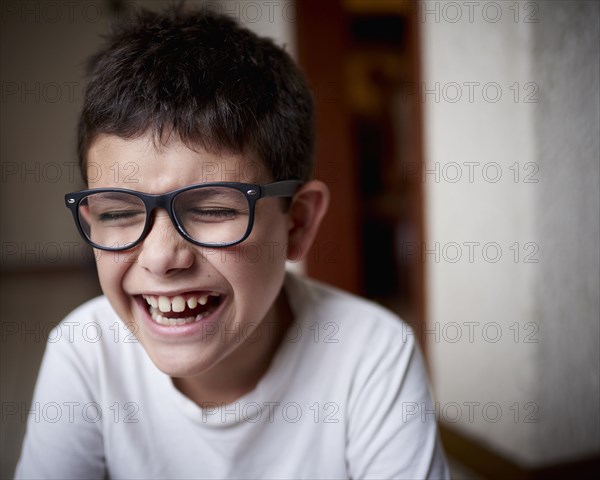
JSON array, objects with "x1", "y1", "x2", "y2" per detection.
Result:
[{"x1": 261, "y1": 180, "x2": 303, "y2": 198}]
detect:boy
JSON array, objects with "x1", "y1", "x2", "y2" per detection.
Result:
[{"x1": 16, "y1": 6, "x2": 449, "y2": 479}]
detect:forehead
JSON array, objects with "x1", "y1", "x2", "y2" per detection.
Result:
[{"x1": 86, "y1": 134, "x2": 270, "y2": 192}]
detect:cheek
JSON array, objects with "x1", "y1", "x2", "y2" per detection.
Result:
[
  {"x1": 249, "y1": 205, "x2": 290, "y2": 253},
  {"x1": 234, "y1": 233, "x2": 288, "y2": 306},
  {"x1": 239, "y1": 216, "x2": 289, "y2": 275},
  {"x1": 95, "y1": 251, "x2": 133, "y2": 298},
  {"x1": 224, "y1": 258, "x2": 285, "y2": 327}
]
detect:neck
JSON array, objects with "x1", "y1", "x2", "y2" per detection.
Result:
[{"x1": 172, "y1": 289, "x2": 293, "y2": 408}]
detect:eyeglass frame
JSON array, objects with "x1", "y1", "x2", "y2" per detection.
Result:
[{"x1": 65, "y1": 180, "x2": 303, "y2": 252}]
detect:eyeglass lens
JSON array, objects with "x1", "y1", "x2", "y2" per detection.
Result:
[{"x1": 77, "y1": 186, "x2": 251, "y2": 249}]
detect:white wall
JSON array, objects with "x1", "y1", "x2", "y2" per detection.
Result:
[{"x1": 423, "y1": 0, "x2": 599, "y2": 466}]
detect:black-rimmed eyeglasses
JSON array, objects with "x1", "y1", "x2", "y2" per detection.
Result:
[{"x1": 65, "y1": 180, "x2": 302, "y2": 251}]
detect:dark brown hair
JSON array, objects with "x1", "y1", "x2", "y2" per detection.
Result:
[{"x1": 78, "y1": 5, "x2": 314, "y2": 182}]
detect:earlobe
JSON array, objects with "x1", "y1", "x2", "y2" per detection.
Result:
[{"x1": 286, "y1": 180, "x2": 330, "y2": 262}]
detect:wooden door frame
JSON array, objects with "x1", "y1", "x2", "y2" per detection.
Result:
[{"x1": 295, "y1": 0, "x2": 427, "y2": 354}]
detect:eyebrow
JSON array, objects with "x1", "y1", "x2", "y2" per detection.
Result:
[
  {"x1": 177, "y1": 187, "x2": 241, "y2": 199},
  {"x1": 87, "y1": 192, "x2": 143, "y2": 202}
]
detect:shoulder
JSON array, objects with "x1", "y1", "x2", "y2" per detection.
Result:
[
  {"x1": 283, "y1": 273, "x2": 433, "y2": 434},
  {"x1": 60, "y1": 295, "x2": 116, "y2": 323},
  {"x1": 284, "y1": 272, "x2": 419, "y2": 387},
  {"x1": 285, "y1": 271, "x2": 415, "y2": 347},
  {"x1": 48, "y1": 295, "x2": 118, "y2": 336},
  {"x1": 47, "y1": 295, "x2": 120, "y2": 354},
  {"x1": 15, "y1": 296, "x2": 123, "y2": 478},
  {"x1": 42, "y1": 295, "x2": 144, "y2": 380},
  {"x1": 34, "y1": 295, "x2": 153, "y2": 415}
]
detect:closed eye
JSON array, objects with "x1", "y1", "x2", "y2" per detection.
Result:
[
  {"x1": 190, "y1": 208, "x2": 238, "y2": 219},
  {"x1": 98, "y1": 211, "x2": 145, "y2": 222}
]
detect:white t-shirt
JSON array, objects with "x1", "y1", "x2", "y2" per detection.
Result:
[{"x1": 16, "y1": 273, "x2": 449, "y2": 479}]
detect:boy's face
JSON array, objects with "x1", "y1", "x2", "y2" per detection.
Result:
[{"x1": 87, "y1": 133, "x2": 293, "y2": 378}]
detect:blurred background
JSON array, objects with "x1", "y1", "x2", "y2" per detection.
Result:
[{"x1": 1, "y1": 0, "x2": 598, "y2": 478}]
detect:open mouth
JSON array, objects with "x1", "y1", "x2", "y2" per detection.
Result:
[{"x1": 142, "y1": 293, "x2": 223, "y2": 326}]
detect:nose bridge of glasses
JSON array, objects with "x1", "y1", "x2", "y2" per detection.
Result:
[
  {"x1": 140, "y1": 193, "x2": 186, "y2": 245},
  {"x1": 143, "y1": 191, "x2": 175, "y2": 216},
  {"x1": 141, "y1": 193, "x2": 184, "y2": 241}
]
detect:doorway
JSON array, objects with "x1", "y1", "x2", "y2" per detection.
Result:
[{"x1": 295, "y1": 0, "x2": 427, "y2": 350}]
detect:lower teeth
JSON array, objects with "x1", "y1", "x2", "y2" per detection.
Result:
[{"x1": 149, "y1": 307, "x2": 208, "y2": 326}]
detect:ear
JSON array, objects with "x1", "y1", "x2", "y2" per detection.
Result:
[{"x1": 286, "y1": 180, "x2": 330, "y2": 262}]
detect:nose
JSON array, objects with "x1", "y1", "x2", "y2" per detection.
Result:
[{"x1": 136, "y1": 212, "x2": 194, "y2": 276}]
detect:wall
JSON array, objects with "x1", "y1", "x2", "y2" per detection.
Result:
[
  {"x1": 1, "y1": 1, "x2": 109, "y2": 268},
  {"x1": 1, "y1": 3, "x2": 115, "y2": 477},
  {"x1": 533, "y1": 0, "x2": 600, "y2": 464},
  {"x1": 423, "y1": 0, "x2": 599, "y2": 467}
]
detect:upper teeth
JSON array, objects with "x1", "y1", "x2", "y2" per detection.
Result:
[{"x1": 142, "y1": 294, "x2": 215, "y2": 313}]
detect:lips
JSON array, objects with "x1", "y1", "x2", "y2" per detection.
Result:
[{"x1": 141, "y1": 292, "x2": 222, "y2": 326}]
